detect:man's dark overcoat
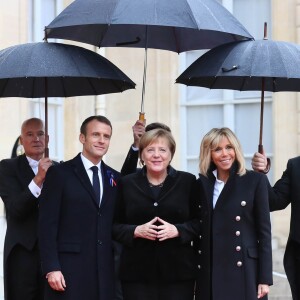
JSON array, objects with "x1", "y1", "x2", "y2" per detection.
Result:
[
  {"x1": 268, "y1": 156, "x2": 300, "y2": 300},
  {"x1": 39, "y1": 153, "x2": 120, "y2": 300}
]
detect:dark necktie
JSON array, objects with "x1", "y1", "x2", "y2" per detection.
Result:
[{"x1": 91, "y1": 166, "x2": 101, "y2": 206}]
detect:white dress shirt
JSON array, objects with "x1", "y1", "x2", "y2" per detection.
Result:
[
  {"x1": 27, "y1": 156, "x2": 42, "y2": 198},
  {"x1": 80, "y1": 153, "x2": 103, "y2": 203},
  {"x1": 212, "y1": 169, "x2": 225, "y2": 209}
]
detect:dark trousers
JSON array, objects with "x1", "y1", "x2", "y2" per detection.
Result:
[
  {"x1": 5, "y1": 244, "x2": 44, "y2": 300},
  {"x1": 294, "y1": 241, "x2": 300, "y2": 300},
  {"x1": 121, "y1": 280, "x2": 195, "y2": 300},
  {"x1": 284, "y1": 239, "x2": 300, "y2": 300}
]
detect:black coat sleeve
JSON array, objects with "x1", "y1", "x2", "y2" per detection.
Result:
[{"x1": 120, "y1": 147, "x2": 139, "y2": 176}]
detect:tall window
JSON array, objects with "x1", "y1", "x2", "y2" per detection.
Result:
[
  {"x1": 28, "y1": 0, "x2": 64, "y2": 160},
  {"x1": 179, "y1": 0, "x2": 272, "y2": 179}
]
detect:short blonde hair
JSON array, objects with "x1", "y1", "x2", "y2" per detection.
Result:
[
  {"x1": 199, "y1": 127, "x2": 246, "y2": 177},
  {"x1": 139, "y1": 129, "x2": 176, "y2": 164}
]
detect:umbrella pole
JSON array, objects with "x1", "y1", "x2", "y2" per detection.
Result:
[
  {"x1": 139, "y1": 47, "x2": 147, "y2": 122},
  {"x1": 44, "y1": 78, "x2": 49, "y2": 158},
  {"x1": 258, "y1": 78, "x2": 265, "y2": 154},
  {"x1": 258, "y1": 23, "x2": 268, "y2": 155},
  {"x1": 139, "y1": 26, "x2": 149, "y2": 122}
]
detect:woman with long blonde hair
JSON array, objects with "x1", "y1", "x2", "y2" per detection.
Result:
[{"x1": 195, "y1": 127, "x2": 272, "y2": 300}]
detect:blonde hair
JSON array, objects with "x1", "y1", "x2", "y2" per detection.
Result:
[
  {"x1": 139, "y1": 129, "x2": 176, "y2": 164},
  {"x1": 199, "y1": 127, "x2": 246, "y2": 177}
]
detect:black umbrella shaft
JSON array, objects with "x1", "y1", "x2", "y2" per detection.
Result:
[
  {"x1": 258, "y1": 78, "x2": 265, "y2": 154},
  {"x1": 44, "y1": 78, "x2": 49, "y2": 158},
  {"x1": 141, "y1": 47, "x2": 148, "y2": 113}
]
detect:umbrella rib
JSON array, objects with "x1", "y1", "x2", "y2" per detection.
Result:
[
  {"x1": 32, "y1": 77, "x2": 36, "y2": 98},
  {"x1": 86, "y1": 77, "x2": 98, "y2": 96},
  {"x1": 171, "y1": 27, "x2": 180, "y2": 54},
  {"x1": 272, "y1": 77, "x2": 277, "y2": 92},
  {"x1": 0, "y1": 78, "x2": 9, "y2": 96},
  {"x1": 209, "y1": 76, "x2": 218, "y2": 89},
  {"x1": 97, "y1": 24, "x2": 110, "y2": 48},
  {"x1": 240, "y1": 77, "x2": 247, "y2": 91}
]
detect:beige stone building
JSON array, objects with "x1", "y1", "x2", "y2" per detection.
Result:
[{"x1": 0, "y1": 0, "x2": 299, "y2": 298}]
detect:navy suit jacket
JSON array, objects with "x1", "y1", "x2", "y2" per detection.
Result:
[{"x1": 39, "y1": 153, "x2": 120, "y2": 300}]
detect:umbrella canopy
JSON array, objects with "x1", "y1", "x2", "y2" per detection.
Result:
[
  {"x1": 0, "y1": 42, "x2": 135, "y2": 156},
  {"x1": 0, "y1": 42, "x2": 135, "y2": 98},
  {"x1": 45, "y1": 0, "x2": 253, "y2": 120},
  {"x1": 176, "y1": 37, "x2": 300, "y2": 154},
  {"x1": 45, "y1": 0, "x2": 253, "y2": 53},
  {"x1": 176, "y1": 39, "x2": 300, "y2": 91}
]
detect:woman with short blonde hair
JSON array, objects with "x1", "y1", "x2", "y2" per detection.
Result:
[
  {"x1": 199, "y1": 127, "x2": 246, "y2": 177},
  {"x1": 195, "y1": 127, "x2": 272, "y2": 300}
]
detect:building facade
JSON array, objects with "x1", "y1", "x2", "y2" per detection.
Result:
[{"x1": 0, "y1": 0, "x2": 299, "y2": 298}]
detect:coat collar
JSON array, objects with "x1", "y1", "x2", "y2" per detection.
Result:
[
  {"x1": 17, "y1": 154, "x2": 36, "y2": 186},
  {"x1": 204, "y1": 161, "x2": 239, "y2": 210},
  {"x1": 135, "y1": 165, "x2": 178, "y2": 201},
  {"x1": 70, "y1": 154, "x2": 118, "y2": 209}
]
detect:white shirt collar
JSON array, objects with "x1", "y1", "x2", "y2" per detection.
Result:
[
  {"x1": 212, "y1": 169, "x2": 225, "y2": 209},
  {"x1": 26, "y1": 156, "x2": 39, "y2": 168},
  {"x1": 80, "y1": 153, "x2": 102, "y2": 171}
]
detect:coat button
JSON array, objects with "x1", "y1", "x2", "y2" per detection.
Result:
[
  {"x1": 236, "y1": 246, "x2": 241, "y2": 251},
  {"x1": 235, "y1": 216, "x2": 241, "y2": 221},
  {"x1": 154, "y1": 202, "x2": 158, "y2": 206},
  {"x1": 241, "y1": 201, "x2": 246, "y2": 206},
  {"x1": 235, "y1": 231, "x2": 240, "y2": 236},
  {"x1": 237, "y1": 261, "x2": 243, "y2": 267}
]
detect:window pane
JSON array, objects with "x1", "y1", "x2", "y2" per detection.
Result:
[
  {"x1": 186, "y1": 105, "x2": 223, "y2": 156},
  {"x1": 235, "y1": 101, "x2": 272, "y2": 155},
  {"x1": 233, "y1": 0, "x2": 271, "y2": 39}
]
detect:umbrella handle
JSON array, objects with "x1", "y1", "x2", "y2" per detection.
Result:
[
  {"x1": 258, "y1": 144, "x2": 264, "y2": 154},
  {"x1": 139, "y1": 112, "x2": 145, "y2": 121},
  {"x1": 44, "y1": 147, "x2": 49, "y2": 158},
  {"x1": 258, "y1": 144, "x2": 271, "y2": 174}
]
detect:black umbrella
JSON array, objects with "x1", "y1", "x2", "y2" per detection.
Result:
[
  {"x1": 0, "y1": 42, "x2": 135, "y2": 156},
  {"x1": 45, "y1": 0, "x2": 253, "y2": 120},
  {"x1": 176, "y1": 23, "x2": 300, "y2": 155}
]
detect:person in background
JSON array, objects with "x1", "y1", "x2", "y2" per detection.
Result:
[
  {"x1": 0, "y1": 118, "x2": 53, "y2": 300},
  {"x1": 120, "y1": 120, "x2": 171, "y2": 176},
  {"x1": 10, "y1": 136, "x2": 23, "y2": 158},
  {"x1": 113, "y1": 128, "x2": 201, "y2": 300},
  {"x1": 38, "y1": 115, "x2": 120, "y2": 300},
  {"x1": 252, "y1": 151, "x2": 300, "y2": 300},
  {"x1": 195, "y1": 128, "x2": 272, "y2": 300}
]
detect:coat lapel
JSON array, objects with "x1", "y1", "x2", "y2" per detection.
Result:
[
  {"x1": 200, "y1": 174, "x2": 215, "y2": 211},
  {"x1": 71, "y1": 154, "x2": 99, "y2": 207},
  {"x1": 100, "y1": 162, "x2": 118, "y2": 210},
  {"x1": 17, "y1": 154, "x2": 36, "y2": 187},
  {"x1": 211, "y1": 163, "x2": 238, "y2": 211}
]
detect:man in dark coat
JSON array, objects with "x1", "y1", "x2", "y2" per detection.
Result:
[
  {"x1": 0, "y1": 118, "x2": 53, "y2": 300},
  {"x1": 38, "y1": 115, "x2": 120, "y2": 300},
  {"x1": 252, "y1": 152, "x2": 300, "y2": 300}
]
